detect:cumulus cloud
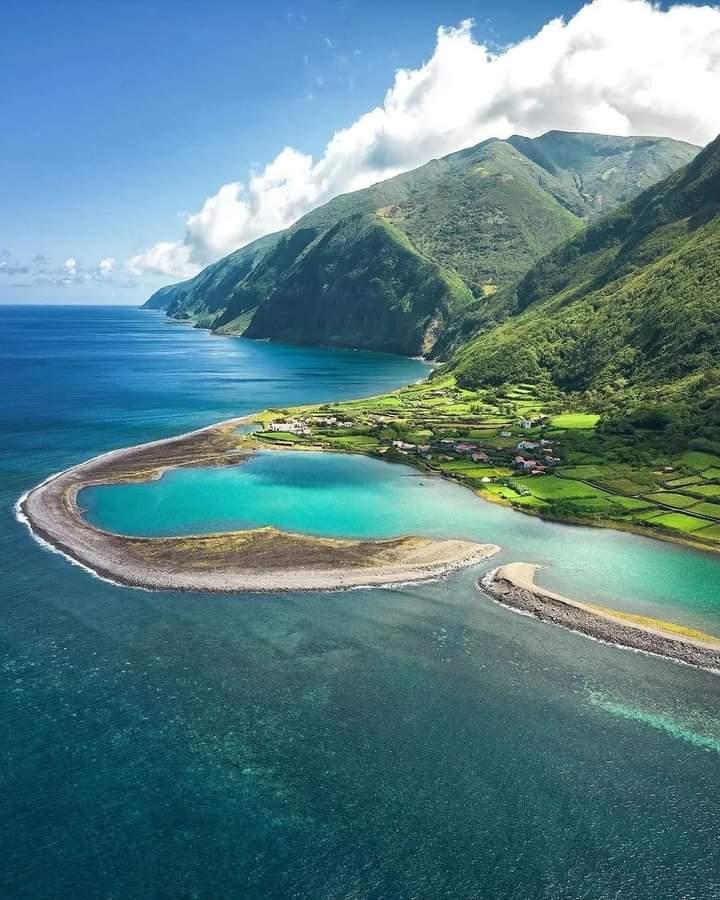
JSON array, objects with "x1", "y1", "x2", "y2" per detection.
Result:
[
  {"x1": 128, "y1": 0, "x2": 720, "y2": 280},
  {"x1": 98, "y1": 256, "x2": 115, "y2": 274}
]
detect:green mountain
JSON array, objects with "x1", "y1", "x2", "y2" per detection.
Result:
[
  {"x1": 450, "y1": 132, "x2": 720, "y2": 413},
  {"x1": 145, "y1": 131, "x2": 697, "y2": 356}
]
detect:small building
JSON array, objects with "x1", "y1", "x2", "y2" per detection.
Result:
[
  {"x1": 267, "y1": 420, "x2": 310, "y2": 435},
  {"x1": 517, "y1": 440, "x2": 540, "y2": 451},
  {"x1": 515, "y1": 456, "x2": 539, "y2": 472},
  {"x1": 500, "y1": 430, "x2": 512, "y2": 438},
  {"x1": 311, "y1": 415, "x2": 338, "y2": 426},
  {"x1": 471, "y1": 450, "x2": 490, "y2": 463}
]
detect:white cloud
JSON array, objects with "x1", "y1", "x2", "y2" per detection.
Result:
[
  {"x1": 129, "y1": 0, "x2": 720, "y2": 280},
  {"x1": 2, "y1": 253, "x2": 131, "y2": 287}
]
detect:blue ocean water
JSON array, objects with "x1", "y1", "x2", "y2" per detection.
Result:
[{"x1": 3, "y1": 306, "x2": 720, "y2": 900}]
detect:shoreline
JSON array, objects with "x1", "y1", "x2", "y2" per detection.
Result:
[
  {"x1": 481, "y1": 563, "x2": 720, "y2": 673},
  {"x1": 17, "y1": 418, "x2": 499, "y2": 593}
]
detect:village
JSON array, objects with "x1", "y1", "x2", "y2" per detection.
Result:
[
  {"x1": 260, "y1": 405, "x2": 563, "y2": 487},
  {"x1": 250, "y1": 376, "x2": 720, "y2": 545}
]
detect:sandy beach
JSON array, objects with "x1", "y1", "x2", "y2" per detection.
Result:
[
  {"x1": 482, "y1": 562, "x2": 720, "y2": 672},
  {"x1": 18, "y1": 419, "x2": 499, "y2": 593}
]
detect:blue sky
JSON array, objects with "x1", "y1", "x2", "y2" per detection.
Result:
[{"x1": 2, "y1": 0, "x2": 718, "y2": 303}]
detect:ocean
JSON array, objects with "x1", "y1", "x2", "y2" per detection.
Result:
[{"x1": 2, "y1": 306, "x2": 719, "y2": 899}]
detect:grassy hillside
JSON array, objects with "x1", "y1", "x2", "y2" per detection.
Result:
[
  {"x1": 451, "y1": 134, "x2": 720, "y2": 409},
  {"x1": 144, "y1": 131, "x2": 697, "y2": 356}
]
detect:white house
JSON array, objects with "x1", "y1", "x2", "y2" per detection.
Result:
[{"x1": 267, "y1": 420, "x2": 310, "y2": 435}]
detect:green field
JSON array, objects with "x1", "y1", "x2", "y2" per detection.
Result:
[
  {"x1": 550, "y1": 413, "x2": 600, "y2": 429},
  {"x1": 645, "y1": 492, "x2": 700, "y2": 509},
  {"x1": 665, "y1": 475, "x2": 704, "y2": 488},
  {"x1": 257, "y1": 431, "x2": 303, "y2": 443},
  {"x1": 686, "y1": 502, "x2": 720, "y2": 520},
  {"x1": 677, "y1": 451, "x2": 720, "y2": 472},
  {"x1": 686, "y1": 483, "x2": 720, "y2": 498},
  {"x1": 640, "y1": 512, "x2": 710, "y2": 533},
  {"x1": 522, "y1": 476, "x2": 602, "y2": 501}
]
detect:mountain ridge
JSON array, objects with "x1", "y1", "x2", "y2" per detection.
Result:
[
  {"x1": 144, "y1": 130, "x2": 697, "y2": 356},
  {"x1": 449, "y1": 132, "x2": 720, "y2": 418}
]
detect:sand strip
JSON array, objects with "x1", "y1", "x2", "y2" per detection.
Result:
[
  {"x1": 481, "y1": 563, "x2": 720, "y2": 673},
  {"x1": 17, "y1": 419, "x2": 499, "y2": 593}
]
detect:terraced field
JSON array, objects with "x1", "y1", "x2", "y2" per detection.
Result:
[{"x1": 247, "y1": 376, "x2": 720, "y2": 549}]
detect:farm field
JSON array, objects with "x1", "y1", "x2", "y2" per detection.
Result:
[{"x1": 244, "y1": 375, "x2": 720, "y2": 550}]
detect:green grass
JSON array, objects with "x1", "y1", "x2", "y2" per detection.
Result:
[
  {"x1": 644, "y1": 492, "x2": 700, "y2": 509},
  {"x1": 686, "y1": 501, "x2": 720, "y2": 520},
  {"x1": 610, "y1": 496, "x2": 657, "y2": 511},
  {"x1": 694, "y1": 524, "x2": 720, "y2": 542},
  {"x1": 462, "y1": 468, "x2": 512, "y2": 480},
  {"x1": 639, "y1": 512, "x2": 710, "y2": 533},
  {"x1": 557, "y1": 465, "x2": 606, "y2": 480},
  {"x1": 686, "y1": 483, "x2": 720, "y2": 498},
  {"x1": 510, "y1": 495, "x2": 548, "y2": 508},
  {"x1": 550, "y1": 413, "x2": 600, "y2": 429},
  {"x1": 257, "y1": 431, "x2": 303, "y2": 443},
  {"x1": 703, "y1": 467, "x2": 720, "y2": 479},
  {"x1": 665, "y1": 475, "x2": 704, "y2": 488},
  {"x1": 522, "y1": 476, "x2": 603, "y2": 501},
  {"x1": 678, "y1": 451, "x2": 720, "y2": 472}
]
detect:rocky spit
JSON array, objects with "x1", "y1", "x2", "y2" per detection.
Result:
[{"x1": 482, "y1": 563, "x2": 720, "y2": 673}]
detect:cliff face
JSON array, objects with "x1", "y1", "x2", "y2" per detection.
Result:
[{"x1": 144, "y1": 131, "x2": 698, "y2": 356}]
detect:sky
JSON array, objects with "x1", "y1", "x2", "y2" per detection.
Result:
[{"x1": 2, "y1": 0, "x2": 719, "y2": 304}]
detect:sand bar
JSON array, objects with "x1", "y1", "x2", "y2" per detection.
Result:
[
  {"x1": 18, "y1": 418, "x2": 499, "y2": 593},
  {"x1": 482, "y1": 562, "x2": 720, "y2": 672}
]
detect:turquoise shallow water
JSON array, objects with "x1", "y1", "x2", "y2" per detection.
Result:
[
  {"x1": 84, "y1": 449, "x2": 720, "y2": 633},
  {"x1": 4, "y1": 306, "x2": 720, "y2": 899}
]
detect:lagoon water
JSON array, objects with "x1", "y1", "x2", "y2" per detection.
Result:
[
  {"x1": 84, "y1": 449, "x2": 720, "y2": 634},
  {"x1": 3, "y1": 306, "x2": 720, "y2": 899}
]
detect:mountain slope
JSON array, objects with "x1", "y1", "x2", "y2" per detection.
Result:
[
  {"x1": 144, "y1": 131, "x2": 697, "y2": 356},
  {"x1": 450, "y1": 133, "x2": 720, "y2": 401}
]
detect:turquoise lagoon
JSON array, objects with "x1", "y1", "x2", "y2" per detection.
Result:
[
  {"x1": 83, "y1": 449, "x2": 720, "y2": 633},
  {"x1": 4, "y1": 307, "x2": 720, "y2": 900}
]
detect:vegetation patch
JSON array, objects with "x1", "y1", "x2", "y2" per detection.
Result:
[
  {"x1": 550, "y1": 413, "x2": 600, "y2": 429},
  {"x1": 695, "y1": 525, "x2": 720, "y2": 542},
  {"x1": 639, "y1": 512, "x2": 710, "y2": 533},
  {"x1": 686, "y1": 502, "x2": 720, "y2": 520},
  {"x1": 644, "y1": 492, "x2": 701, "y2": 509}
]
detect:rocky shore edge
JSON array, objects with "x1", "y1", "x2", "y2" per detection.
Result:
[{"x1": 481, "y1": 563, "x2": 720, "y2": 673}]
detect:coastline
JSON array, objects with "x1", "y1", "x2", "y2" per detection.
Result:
[
  {"x1": 17, "y1": 418, "x2": 499, "y2": 593},
  {"x1": 481, "y1": 563, "x2": 720, "y2": 673}
]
